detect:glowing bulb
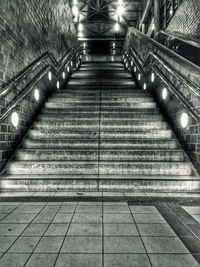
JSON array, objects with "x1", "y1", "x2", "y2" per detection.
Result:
[
  {"x1": 131, "y1": 60, "x2": 133, "y2": 66},
  {"x1": 62, "y1": 72, "x2": 66, "y2": 79},
  {"x1": 111, "y1": 56, "x2": 114, "y2": 61},
  {"x1": 71, "y1": 61, "x2": 73, "y2": 67},
  {"x1": 67, "y1": 66, "x2": 70, "y2": 72},
  {"x1": 34, "y1": 89, "x2": 39, "y2": 102},
  {"x1": 152, "y1": 23, "x2": 155, "y2": 31},
  {"x1": 143, "y1": 83, "x2": 147, "y2": 90},
  {"x1": 72, "y1": 6, "x2": 79, "y2": 17},
  {"x1": 83, "y1": 42, "x2": 86, "y2": 48},
  {"x1": 170, "y1": 7, "x2": 173, "y2": 16},
  {"x1": 138, "y1": 73, "x2": 141, "y2": 80},
  {"x1": 162, "y1": 88, "x2": 168, "y2": 100},
  {"x1": 113, "y1": 42, "x2": 115, "y2": 48},
  {"x1": 126, "y1": 62, "x2": 128, "y2": 68},
  {"x1": 180, "y1": 112, "x2": 189, "y2": 128},
  {"x1": 115, "y1": 23, "x2": 120, "y2": 32},
  {"x1": 134, "y1": 66, "x2": 137, "y2": 73},
  {"x1": 11, "y1": 112, "x2": 19, "y2": 128},
  {"x1": 78, "y1": 23, "x2": 83, "y2": 32},
  {"x1": 117, "y1": 5, "x2": 124, "y2": 16},
  {"x1": 56, "y1": 81, "x2": 60, "y2": 89},
  {"x1": 48, "y1": 71, "x2": 52, "y2": 81},
  {"x1": 151, "y1": 72, "x2": 155, "y2": 82}
]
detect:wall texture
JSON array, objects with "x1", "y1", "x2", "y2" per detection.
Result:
[
  {"x1": 0, "y1": 0, "x2": 78, "y2": 172},
  {"x1": 167, "y1": 0, "x2": 200, "y2": 42}
]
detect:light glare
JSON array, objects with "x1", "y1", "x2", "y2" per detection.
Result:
[
  {"x1": 11, "y1": 112, "x2": 19, "y2": 128},
  {"x1": 180, "y1": 112, "x2": 189, "y2": 128}
]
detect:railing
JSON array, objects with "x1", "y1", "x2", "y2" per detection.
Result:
[
  {"x1": 122, "y1": 27, "x2": 200, "y2": 123},
  {"x1": 0, "y1": 47, "x2": 82, "y2": 124}
]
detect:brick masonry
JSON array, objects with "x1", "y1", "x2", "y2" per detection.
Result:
[
  {"x1": 167, "y1": 0, "x2": 200, "y2": 42},
  {"x1": 124, "y1": 28, "x2": 200, "y2": 174},
  {"x1": 0, "y1": 0, "x2": 78, "y2": 172}
]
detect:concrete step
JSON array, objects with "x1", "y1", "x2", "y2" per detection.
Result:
[
  {"x1": 16, "y1": 149, "x2": 184, "y2": 161},
  {"x1": 28, "y1": 129, "x2": 172, "y2": 139},
  {"x1": 23, "y1": 139, "x2": 178, "y2": 150},
  {"x1": 7, "y1": 161, "x2": 192, "y2": 176},
  {"x1": 45, "y1": 102, "x2": 157, "y2": 109},
  {"x1": 34, "y1": 121, "x2": 168, "y2": 130},
  {"x1": 68, "y1": 79, "x2": 135, "y2": 86},
  {"x1": 72, "y1": 72, "x2": 132, "y2": 78},
  {"x1": 1, "y1": 175, "x2": 199, "y2": 192}
]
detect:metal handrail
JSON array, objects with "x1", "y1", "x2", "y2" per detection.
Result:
[
  {"x1": 0, "y1": 48, "x2": 72, "y2": 99},
  {"x1": 0, "y1": 48, "x2": 82, "y2": 123},
  {"x1": 124, "y1": 47, "x2": 200, "y2": 122}
]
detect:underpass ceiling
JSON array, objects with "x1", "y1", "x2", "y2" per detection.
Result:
[{"x1": 69, "y1": 0, "x2": 140, "y2": 40}]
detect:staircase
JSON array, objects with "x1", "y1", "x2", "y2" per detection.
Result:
[{"x1": 1, "y1": 61, "x2": 199, "y2": 192}]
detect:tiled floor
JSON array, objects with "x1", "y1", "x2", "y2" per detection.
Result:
[{"x1": 0, "y1": 198, "x2": 200, "y2": 266}]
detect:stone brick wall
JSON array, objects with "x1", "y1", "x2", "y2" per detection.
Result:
[
  {"x1": 0, "y1": 0, "x2": 78, "y2": 172},
  {"x1": 167, "y1": 0, "x2": 200, "y2": 42},
  {"x1": 124, "y1": 28, "x2": 200, "y2": 174}
]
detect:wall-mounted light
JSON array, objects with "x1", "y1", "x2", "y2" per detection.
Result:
[
  {"x1": 152, "y1": 23, "x2": 155, "y2": 31},
  {"x1": 143, "y1": 83, "x2": 147, "y2": 90},
  {"x1": 56, "y1": 81, "x2": 60, "y2": 89},
  {"x1": 71, "y1": 61, "x2": 73, "y2": 67},
  {"x1": 48, "y1": 71, "x2": 52, "y2": 81},
  {"x1": 117, "y1": 5, "x2": 124, "y2": 16},
  {"x1": 115, "y1": 22, "x2": 120, "y2": 32},
  {"x1": 151, "y1": 72, "x2": 155, "y2": 82},
  {"x1": 34, "y1": 88, "x2": 40, "y2": 102},
  {"x1": 169, "y1": 6, "x2": 173, "y2": 16},
  {"x1": 72, "y1": 5, "x2": 79, "y2": 17},
  {"x1": 113, "y1": 42, "x2": 115, "y2": 49},
  {"x1": 162, "y1": 88, "x2": 168, "y2": 100},
  {"x1": 138, "y1": 73, "x2": 141, "y2": 80},
  {"x1": 134, "y1": 66, "x2": 137, "y2": 73},
  {"x1": 83, "y1": 42, "x2": 86, "y2": 49},
  {"x1": 131, "y1": 60, "x2": 133, "y2": 66},
  {"x1": 111, "y1": 56, "x2": 114, "y2": 61},
  {"x1": 67, "y1": 66, "x2": 70, "y2": 72},
  {"x1": 78, "y1": 23, "x2": 83, "y2": 32},
  {"x1": 125, "y1": 62, "x2": 128, "y2": 68},
  {"x1": 11, "y1": 111, "x2": 19, "y2": 129},
  {"x1": 180, "y1": 112, "x2": 189, "y2": 128},
  {"x1": 62, "y1": 72, "x2": 66, "y2": 79}
]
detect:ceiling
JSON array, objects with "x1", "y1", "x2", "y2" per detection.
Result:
[{"x1": 70, "y1": 0, "x2": 140, "y2": 40}]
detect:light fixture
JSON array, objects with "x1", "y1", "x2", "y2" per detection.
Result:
[
  {"x1": 169, "y1": 6, "x2": 173, "y2": 16},
  {"x1": 67, "y1": 66, "x2": 70, "y2": 72},
  {"x1": 113, "y1": 50, "x2": 116, "y2": 55},
  {"x1": 72, "y1": 5, "x2": 79, "y2": 17},
  {"x1": 117, "y1": 5, "x2": 124, "y2": 16},
  {"x1": 11, "y1": 111, "x2": 19, "y2": 129},
  {"x1": 138, "y1": 73, "x2": 141, "y2": 80},
  {"x1": 162, "y1": 88, "x2": 168, "y2": 100},
  {"x1": 126, "y1": 62, "x2": 128, "y2": 68},
  {"x1": 152, "y1": 23, "x2": 155, "y2": 31},
  {"x1": 180, "y1": 112, "x2": 189, "y2": 128},
  {"x1": 56, "y1": 81, "x2": 60, "y2": 89},
  {"x1": 151, "y1": 72, "x2": 155, "y2": 82},
  {"x1": 115, "y1": 22, "x2": 120, "y2": 32},
  {"x1": 83, "y1": 42, "x2": 86, "y2": 49},
  {"x1": 71, "y1": 61, "x2": 73, "y2": 67},
  {"x1": 83, "y1": 49, "x2": 86, "y2": 54},
  {"x1": 62, "y1": 72, "x2": 66, "y2": 79},
  {"x1": 48, "y1": 71, "x2": 52, "y2": 81},
  {"x1": 143, "y1": 83, "x2": 147, "y2": 90},
  {"x1": 131, "y1": 60, "x2": 133, "y2": 66},
  {"x1": 78, "y1": 23, "x2": 83, "y2": 32},
  {"x1": 34, "y1": 88, "x2": 40, "y2": 102},
  {"x1": 111, "y1": 56, "x2": 114, "y2": 61},
  {"x1": 113, "y1": 42, "x2": 115, "y2": 48},
  {"x1": 134, "y1": 66, "x2": 137, "y2": 73}
]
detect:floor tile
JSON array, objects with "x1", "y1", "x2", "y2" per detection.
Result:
[
  {"x1": 62, "y1": 202, "x2": 78, "y2": 206},
  {"x1": 32, "y1": 213, "x2": 55, "y2": 223},
  {"x1": 104, "y1": 254, "x2": 151, "y2": 267},
  {"x1": 61, "y1": 236, "x2": 102, "y2": 253},
  {"x1": 104, "y1": 223, "x2": 139, "y2": 236},
  {"x1": 55, "y1": 253, "x2": 102, "y2": 267},
  {"x1": 58, "y1": 205, "x2": 76, "y2": 213},
  {"x1": 0, "y1": 253, "x2": 30, "y2": 267},
  {"x1": 149, "y1": 253, "x2": 199, "y2": 267},
  {"x1": 0, "y1": 223, "x2": 27, "y2": 236},
  {"x1": 103, "y1": 202, "x2": 128, "y2": 206},
  {"x1": 0, "y1": 236, "x2": 17, "y2": 252},
  {"x1": 130, "y1": 206, "x2": 159, "y2": 214},
  {"x1": 104, "y1": 213, "x2": 133, "y2": 223},
  {"x1": 142, "y1": 236, "x2": 190, "y2": 253},
  {"x1": 13, "y1": 205, "x2": 43, "y2": 214},
  {"x1": 41, "y1": 205, "x2": 60, "y2": 214},
  {"x1": 22, "y1": 223, "x2": 48, "y2": 236},
  {"x1": 78, "y1": 202, "x2": 102, "y2": 206},
  {"x1": 68, "y1": 223, "x2": 102, "y2": 236},
  {"x1": 45, "y1": 223, "x2": 69, "y2": 236},
  {"x1": 76, "y1": 205, "x2": 102, "y2": 213},
  {"x1": 25, "y1": 253, "x2": 57, "y2": 267},
  {"x1": 103, "y1": 205, "x2": 130, "y2": 214},
  {"x1": 53, "y1": 213, "x2": 73, "y2": 223},
  {"x1": 133, "y1": 214, "x2": 166, "y2": 224},
  {"x1": 137, "y1": 224, "x2": 177, "y2": 236},
  {"x1": 1, "y1": 213, "x2": 36, "y2": 224},
  {"x1": 72, "y1": 213, "x2": 102, "y2": 223},
  {"x1": 8, "y1": 236, "x2": 40, "y2": 253},
  {"x1": 104, "y1": 236, "x2": 145, "y2": 253},
  {"x1": 35, "y1": 236, "x2": 64, "y2": 253}
]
